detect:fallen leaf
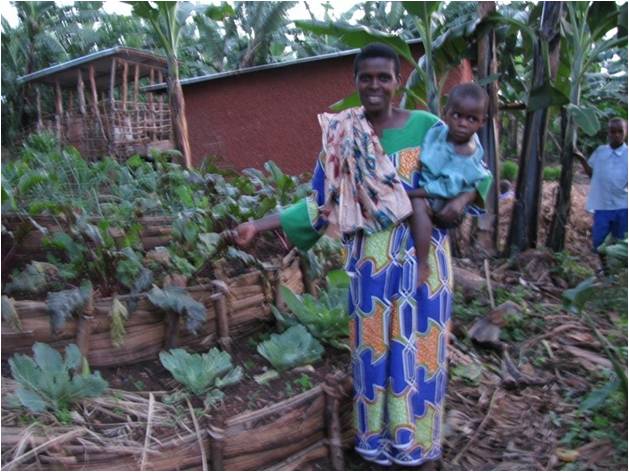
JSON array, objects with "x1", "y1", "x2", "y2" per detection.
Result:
[{"x1": 555, "y1": 448, "x2": 579, "y2": 462}]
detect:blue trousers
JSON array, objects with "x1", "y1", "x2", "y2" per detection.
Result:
[{"x1": 592, "y1": 209, "x2": 628, "y2": 250}]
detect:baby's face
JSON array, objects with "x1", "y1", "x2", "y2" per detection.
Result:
[{"x1": 444, "y1": 97, "x2": 486, "y2": 144}]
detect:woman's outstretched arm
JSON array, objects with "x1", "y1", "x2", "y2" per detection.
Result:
[{"x1": 231, "y1": 213, "x2": 281, "y2": 247}]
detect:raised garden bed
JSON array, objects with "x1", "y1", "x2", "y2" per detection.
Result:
[
  {"x1": 2, "y1": 250, "x2": 305, "y2": 368},
  {"x1": 2, "y1": 214, "x2": 175, "y2": 266},
  {"x1": 1, "y1": 344, "x2": 353, "y2": 471}
]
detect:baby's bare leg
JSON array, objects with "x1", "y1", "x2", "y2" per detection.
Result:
[{"x1": 410, "y1": 197, "x2": 432, "y2": 285}]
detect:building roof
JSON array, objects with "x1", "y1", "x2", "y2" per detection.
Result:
[
  {"x1": 142, "y1": 38, "x2": 423, "y2": 93},
  {"x1": 18, "y1": 47, "x2": 169, "y2": 89}
]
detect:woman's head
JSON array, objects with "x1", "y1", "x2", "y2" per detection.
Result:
[
  {"x1": 443, "y1": 83, "x2": 488, "y2": 144},
  {"x1": 353, "y1": 43, "x2": 401, "y2": 115}
]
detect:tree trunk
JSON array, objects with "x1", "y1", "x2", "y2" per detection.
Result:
[
  {"x1": 506, "y1": 1, "x2": 562, "y2": 255},
  {"x1": 476, "y1": 1, "x2": 500, "y2": 253},
  {"x1": 167, "y1": 60, "x2": 193, "y2": 169},
  {"x1": 546, "y1": 105, "x2": 576, "y2": 250}
]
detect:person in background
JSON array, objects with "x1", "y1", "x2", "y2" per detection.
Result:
[
  {"x1": 576, "y1": 117, "x2": 628, "y2": 272},
  {"x1": 230, "y1": 43, "x2": 486, "y2": 467}
]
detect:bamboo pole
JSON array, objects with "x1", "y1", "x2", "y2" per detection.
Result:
[
  {"x1": 208, "y1": 421, "x2": 225, "y2": 471},
  {"x1": 323, "y1": 376, "x2": 345, "y2": 471},
  {"x1": 55, "y1": 80, "x2": 63, "y2": 141},
  {"x1": 76, "y1": 294, "x2": 94, "y2": 363},
  {"x1": 67, "y1": 90, "x2": 74, "y2": 113},
  {"x1": 77, "y1": 70, "x2": 87, "y2": 115},
  {"x1": 134, "y1": 63, "x2": 140, "y2": 110},
  {"x1": 163, "y1": 312, "x2": 179, "y2": 350},
  {"x1": 35, "y1": 87, "x2": 43, "y2": 131},
  {"x1": 121, "y1": 59, "x2": 128, "y2": 111},
  {"x1": 157, "y1": 70, "x2": 164, "y2": 140},
  {"x1": 213, "y1": 293, "x2": 231, "y2": 353},
  {"x1": 88, "y1": 65, "x2": 108, "y2": 144},
  {"x1": 109, "y1": 57, "x2": 117, "y2": 109}
]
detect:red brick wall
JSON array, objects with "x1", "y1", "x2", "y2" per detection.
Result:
[{"x1": 184, "y1": 47, "x2": 473, "y2": 175}]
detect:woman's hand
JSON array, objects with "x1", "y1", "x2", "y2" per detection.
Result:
[{"x1": 230, "y1": 221, "x2": 258, "y2": 248}]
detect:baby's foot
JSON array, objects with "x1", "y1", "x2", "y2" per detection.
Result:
[{"x1": 417, "y1": 261, "x2": 431, "y2": 286}]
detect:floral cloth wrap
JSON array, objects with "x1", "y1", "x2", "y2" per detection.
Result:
[{"x1": 318, "y1": 107, "x2": 413, "y2": 238}]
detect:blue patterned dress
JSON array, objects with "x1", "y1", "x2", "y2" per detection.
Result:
[{"x1": 281, "y1": 110, "x2": 471, "y2": 466}]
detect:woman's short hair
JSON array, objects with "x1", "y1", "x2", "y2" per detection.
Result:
[{"x1": 353, "y1": 43, "x2": 401, "y2": 77}]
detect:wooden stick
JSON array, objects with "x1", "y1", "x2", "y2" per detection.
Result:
[
  {"x1": 208, "y1": 420, "x2": 224, "y2": 471},
  {"x1": 121, "y1": 59, "x2": 128, "y2": 111},
  {"x1": 35, "y1": 87, "x2": 43, "y2": 131},
  {"x1": 109, "y1": 57, "x2": 117, "y2": 109},
  {"x1": 186, "y1": 399, "x2": 208, "y2": 471},
  {"x1": 163, "y1": 311, "x2": 179, "y2": 349},
  {"x1": 140, "y1": 393, "x2": 155, "y2": 471},
  {"x1": 484, "y1": 258, "x2": 495, "y2": 309},
  {"x1": 324, "y1": 388, "x2": 344, "y2": 470},
  {"x1": 89, "y1": 65, "x2": 107, "y2": 142},
  {"x1": 214, "y1": 293, "x2": 231, "y2": 353},
  {"x1": 134, "y1": 63, "x2": 140, "y2": 109},
  {"x1": 77, "y1": 69, "x2": 87, "y2": 115},
  {"x1": 55, "y1": 80, "x2": 63, "y2": 141},
  {"x1": 2, "y1": 428, "x2": 86, "y2": 471},
  {"x1": 452, "y1": 388, "x2": 499, "y2": 465}
]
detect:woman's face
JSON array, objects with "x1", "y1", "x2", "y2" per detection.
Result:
[{"x1": 355, "y1": 57, "x2": 400, "y2": 114}]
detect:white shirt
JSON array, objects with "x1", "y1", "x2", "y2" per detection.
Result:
[{"x1": 586, "y1": 143, "x2": 628, "y2": 211}]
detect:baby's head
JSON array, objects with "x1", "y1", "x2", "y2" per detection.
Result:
[
  {"x1": 608, "y1": 117, "x2": 627, "y2": 149},
  {"x1": 443, "y1": 83, "x2": 488, "y2": 144}
]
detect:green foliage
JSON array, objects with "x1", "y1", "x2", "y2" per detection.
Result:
[
  {"x1": 501, "y1": 161, "x2": 519, "y2": 182},
  {"x1": 552, "y1": 252, "x2": 594, "y2": 287},
  {"x1": 5, "y1": 261, "x2": 60, "y2": 296},
  {"x1": 543, "y1": 166, "x2": 561, "y2": 182},
  {"x1": 147, "y1": 286, "x2": 207, "y2": 334},
  {"x1": 294, "y1": 373, "x2": 313, "y2": 392},
  {"x1": 46, "y1": 282, "x2": 93, "y2": 333},
  {"x1": 562, "y1": 238, "x2": 628, "y2": 405},
  {"x1": 257, "y1": 325, "x2": 324, "y2": 371},
  {"x1": 8, "y1": 343, "x2": 108, "y2": 414},
  {"x1": 273, "y1": 271, "x2": 349, "y2": 349},
  {"x1": 159, "y1": 347, "x2": 242, "y2": 403}
]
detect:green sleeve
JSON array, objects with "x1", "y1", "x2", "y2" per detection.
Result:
[
  {"x1": 279, "y1": 198, "x2": 322, "y2": 251},
  {"x1": 474, "y1": 175, "x2": 493, "y2": 208}
]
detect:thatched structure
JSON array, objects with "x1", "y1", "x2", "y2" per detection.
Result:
[{"x1": 18, "y1": 47, "x2": 173, "y2": 160}]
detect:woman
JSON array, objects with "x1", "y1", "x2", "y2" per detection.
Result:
[{"x1": 231, "y1": 43, "x2": 480, "y2": 467}]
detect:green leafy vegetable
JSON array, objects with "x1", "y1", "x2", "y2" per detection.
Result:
[
  {"x1": 159, "y1": 347, "x2": 242, "y2": 398},
  {"x1": 8, "y1": 342, "x2": 108, "y2": 413},
  {"x1": 2, "y1": 295, "x2": 22, "y2": 331},
  {"x1": 257, "y1": 325, "x2": 324, "y2": 371},
  {"x1": 46, "y1": 282, "x2": 93, "y2": 333},
  {"x1": 109, "y1": 298, "x2": 129, "y2": 348},
  {"x1": 275, "y1": 271, "x2": 349, "y2": 349},
  {"x1": 147, "y1": 286, "x2": 207, "y2": 334},
  {"x1": 5, "y1": 261, "x2": 60, "y2": 296}
]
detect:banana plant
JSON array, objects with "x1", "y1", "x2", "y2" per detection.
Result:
[
  {"x1": 546, "y1": 1, "x2": 628, "y2": 250},
  {"x1": 294, "y1": 1, "x2": 480, "y2": 115},
  {"x1": 126, "y1": 1, "x2": 196, "y2": 168}
]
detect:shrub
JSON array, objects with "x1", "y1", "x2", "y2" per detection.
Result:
[
  {"x1": 543, "y1": 166, "x2": 562, "y2": 181},
  {"x1": 501, "y1": 160, "x2": 519, "y2": 181}
]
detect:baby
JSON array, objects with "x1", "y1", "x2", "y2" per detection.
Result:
[{"x1": 409, "y1": 83, "x2": 493, "y2": 284}]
